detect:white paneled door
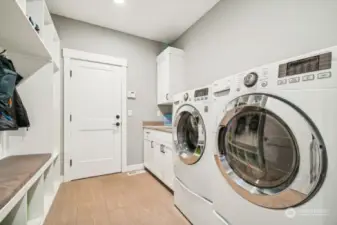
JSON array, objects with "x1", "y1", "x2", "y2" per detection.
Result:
[{"x1": 69, "y1": 59, "x2": 123, "y2": 180}]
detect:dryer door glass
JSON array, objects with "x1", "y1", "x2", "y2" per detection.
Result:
[
  {"x1": 174, "y1": 105, "x2": 206, "y2": 165},
  {"x1": 218, "y1": 107, "x2": 298, "y2": 188},
  {"x1": 215, "y1": 94, "x2": 326, "y2": 209}
]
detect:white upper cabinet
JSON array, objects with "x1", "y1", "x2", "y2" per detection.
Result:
[{"x1": 157, "y1": 47, "x2": 184, "y2": 105}]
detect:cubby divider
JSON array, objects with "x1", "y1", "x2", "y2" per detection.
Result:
[
  {"x1": 0, "y1": 194, "x2": 27, "y2": 225},
  {"x1": 27, "y1": 176, "x2": 44, "y2": 223}
]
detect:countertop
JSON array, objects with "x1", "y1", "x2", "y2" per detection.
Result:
[
  {"x1": 143, "y1": 126, "x2": 172, "y2": 133},
  {"x1": 0, "y1": 154, "x2": 52, "y2": 210}
]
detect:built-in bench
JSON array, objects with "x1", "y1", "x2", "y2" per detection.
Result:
[
  {"x1": 0, "y1": 154, "x2": 52, "y2": 210},
  {"x1": 0, "y1": 153, "x2": 61, "y2": 225}
]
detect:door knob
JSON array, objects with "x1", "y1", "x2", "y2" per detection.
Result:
[{"x1": 113, "y1": 122, "x2": 121, "y2": 127}]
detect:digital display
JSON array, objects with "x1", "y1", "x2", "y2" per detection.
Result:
[
  {"x1": 279, "y1": 52, "x2": 332, "y2": 77},
  {"x1": 194, "y1": 88, "x2": 209, "y2": 97}
]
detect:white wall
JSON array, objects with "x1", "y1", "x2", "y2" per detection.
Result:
[
  {"x1": 173, "y1": 0, "x2": 337, "y2": 90},
  {"x1": 52, "y1": 15, "x2": 164, "y2": 167}
]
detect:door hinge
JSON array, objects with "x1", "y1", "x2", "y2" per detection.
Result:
[
  {"x1": 70, "y1": 159, "x2": 73, "y2": 167},
  {"x1": 70, "y1": 114, "x2": 72, "y2": 122},
  {"x1": 70, "y1": 70, "x2": 73, "y2": 78}
]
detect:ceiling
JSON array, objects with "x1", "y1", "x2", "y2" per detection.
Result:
[{"x1": 47, "y1": 0, "x2": 219, "y2": 43}]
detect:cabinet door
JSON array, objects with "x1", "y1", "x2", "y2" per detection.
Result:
[
  {"x1": 163, "y1": 146, "x2": 174, "y2": 189},
  {"x1": 143, "y1": 140, "x2": 151, "y2": 169},
  {"x1": 153, "y1": 142, "x2": 163, "y2": 179},
  {"x1": 169, "y1": 55, "x2": 184, "y2": 96},
  {"x1": 157, "y1": 56, "x2": 171, "y2": 104},
  {"x1": 145, "y1": 140, "x2": 155, "y2": 171}
]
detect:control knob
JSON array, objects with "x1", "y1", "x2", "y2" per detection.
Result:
[
  {"x1": 184, "y1": 93, "x2": 189, "y2": 101},
  {"x1": 244, "y1": 72, "x2": 258, "y2": 87}
]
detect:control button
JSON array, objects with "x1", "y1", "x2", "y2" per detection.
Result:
[
  {"x1": 244, "y1": 72, "x2": 258, "y2": 87},
  {"x1": 201, "y1": 97, "x2": 204, "y2": 100},
  {"x1": 302, "y1": 74, "x2": 315, "y2": 81},
  {"x1": 277, "y1": 79, "x2": 287, "y2": 85},
  {"x1": 184, "y1": 93, "x2": 189, "y2": 101},
  {"x1": 205, "y1": 97, "x2": 208, "y2": 100},
  {"x1": 261, "y1": 81, "x2": 268, "y2": 87},
  {"x1": 317, "y1": 72, "x2": 332, "y2": 79},
  {"x1": 289, "y1": 77, "x2": 300, "y2": 84}
]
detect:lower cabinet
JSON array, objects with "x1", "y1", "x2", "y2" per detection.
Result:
[
  {"x1": 162, "y1": 145, "x2": 174, "y2": 188},
  {"x1": 143, "y1": 139, "x2": 152, "y2": 169},
  {"x1": 143, "y1": 129, "x2": 174, "y2": 190}
]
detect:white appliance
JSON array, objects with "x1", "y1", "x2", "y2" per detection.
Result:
[
  {"x1": 212, "y1": 46, "x2": 337, "y2": 225},
  {"x1": 210, "y1": 76, "x2": 236, "y2": 225},
  {"x1": 173, "y1": 86, "x2": 219, "y2": 225}
]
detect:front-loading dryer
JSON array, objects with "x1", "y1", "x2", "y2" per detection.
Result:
[
  {"x1": 212, "y1": 46, "x2": 336, "y2": 225},
  {"x1": 173, "y1": 86, "x2": 219, "y2": 225}
]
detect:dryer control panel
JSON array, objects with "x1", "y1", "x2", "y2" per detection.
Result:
[
  {"x1": 194, "y1": 88, "x2": 209, "y2": 101},
  {"x1": 233, "y1": 46, "x2": 337, "y2": 93}
]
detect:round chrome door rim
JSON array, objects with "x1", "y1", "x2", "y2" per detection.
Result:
[
  {"x1": 173, "y1": 104, "x2": 206, "y2": 165},
  {"x1": 215, "y1": 93, "x2": 327, "y2": 209}
]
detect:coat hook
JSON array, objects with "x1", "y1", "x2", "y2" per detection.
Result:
[{"x1": 0, "y1": 49, "x2": 7, "y2": 55}]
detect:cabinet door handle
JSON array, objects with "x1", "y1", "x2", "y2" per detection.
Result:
[
  {"x1": 160, "y1": 144, "x2": 165, "y2": 153},
  {"x1": 151, "y1": 141, "x2": 154, "y2": 148},
  {"x1": 166, "y1": 93, "x2": 169, "y2": 100}
]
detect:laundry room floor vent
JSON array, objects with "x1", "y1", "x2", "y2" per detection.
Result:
[{"x1": 127, "y1": 170, "x2": 146, "y2": 176}]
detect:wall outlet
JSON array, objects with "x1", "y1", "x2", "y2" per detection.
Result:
[{"x1": 157, "y1": 110, "x2": 162, "y2": 117}]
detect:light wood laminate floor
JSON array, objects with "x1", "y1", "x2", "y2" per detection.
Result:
[{"x1": 44, "y1": 172, "x2": 190, "y2": 225}]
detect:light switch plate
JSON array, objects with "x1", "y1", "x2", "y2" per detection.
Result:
[
  {"x1": 127, "y1": 91, "x2": 136, "y2": 99},
  {"x1": 128, "y1": 110, "x2": 133, "y2": 116}
]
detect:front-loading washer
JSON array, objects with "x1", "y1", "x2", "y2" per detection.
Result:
[
  {"x1": 173, "y1": 86, "x2": 219, "y2": 225},
  {"x1": 212, "y1": 46, "x2": 337, "y2": 225}
]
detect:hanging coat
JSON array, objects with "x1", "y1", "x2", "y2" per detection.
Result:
[
  {"x1": 0, "y1": 56, "x2": 30, "y2": 129},
  {"x1": 0, "y1": 57, "x2": 17, "y2": 112},
  {"x1": 13, "y1": 89, "x2": 30, "y2": 128}
]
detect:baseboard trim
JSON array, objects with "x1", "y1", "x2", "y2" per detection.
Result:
[{"x1": 125, "y1": 163, "x2": 144, "y2": 172}]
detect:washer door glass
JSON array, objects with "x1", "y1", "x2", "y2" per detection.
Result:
[
  {"x1": 174, "y1": 105, "x2": 206, "y2": 165},
  {"x1": 215, "y1": 94, "x2": 326, "y2": 209}
]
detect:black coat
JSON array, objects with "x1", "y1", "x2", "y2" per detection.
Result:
[{"x1": 0, "y1": 55, "x2": 30, "y2": 129}]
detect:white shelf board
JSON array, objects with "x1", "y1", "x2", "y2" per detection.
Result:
[
  {"x1": 41, "y1": 186, "x2": 59, "y2": 225},
  {"x1": 0, "y1": 0, "x2": 52, "y2": 78},
  {"x1": 43, "y1": 195, "x2": 53, "y2": 215},
  {"x1": 6, "y1": 52, "x2": 50, "y2": 79}
]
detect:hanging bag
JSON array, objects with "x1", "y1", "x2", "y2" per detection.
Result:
[{"x1": 0, "y1": 57, "x2": 17, "y2": 111}]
